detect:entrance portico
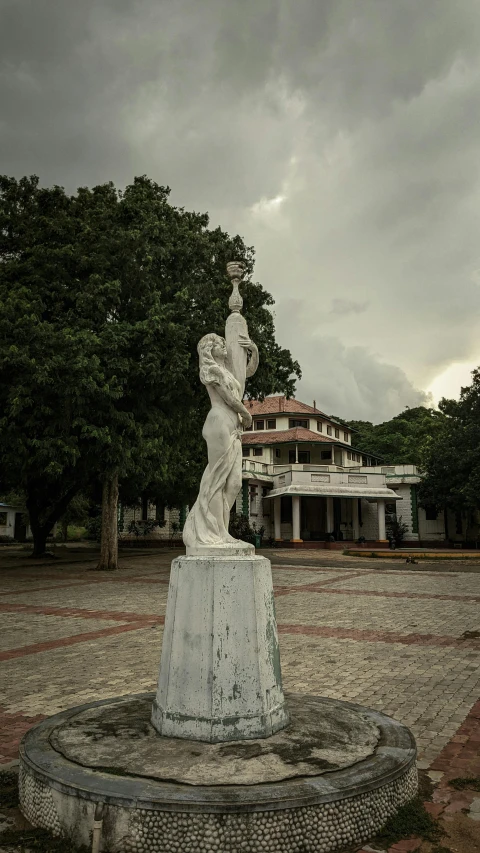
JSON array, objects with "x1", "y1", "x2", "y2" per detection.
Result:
[{"x1": 268, "y1": 468, "x2": 399, "y2": 545}]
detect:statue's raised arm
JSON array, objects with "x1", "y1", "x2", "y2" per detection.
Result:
[{"x1": 182, "y1": 263, "x2": 258, "y2": 556}]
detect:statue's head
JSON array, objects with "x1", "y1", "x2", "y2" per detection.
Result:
[{"x1": 198, "y1": 333, "x2": 228, "y2": 385}]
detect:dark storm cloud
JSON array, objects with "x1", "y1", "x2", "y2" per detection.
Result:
[{"x1": 2, "y1": 0, "x2": 480, "y2": 418}]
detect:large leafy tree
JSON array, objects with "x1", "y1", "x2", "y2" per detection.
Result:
[
  {"x1": 419, "y1": 370, "x2": 480, "y2": 537},
  {"x1": 346, "y1": 406, "x2": 446, "y2": 465},
  {"x1": 0, "y1": 175, "x2": 300, "y2": 564}
]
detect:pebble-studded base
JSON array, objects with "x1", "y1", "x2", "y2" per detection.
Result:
[
  {"x1": 19, "y1": 762, "x2": 417, "y2": 853},
  {"x1": 19, "y1": 764, "x2": 62, "y2": 837}
]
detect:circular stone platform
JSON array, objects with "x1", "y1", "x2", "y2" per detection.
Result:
[{"x1": 20, "y1": 692, "x2": 417, "y2": 853}]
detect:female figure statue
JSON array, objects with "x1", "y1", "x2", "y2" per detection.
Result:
[{"x1": 183, "y1": 332, "x2": 259, "y2": 553}]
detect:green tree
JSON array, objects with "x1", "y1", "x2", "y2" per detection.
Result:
[
  {"x1": 346, "y1": 407, "x2": 445, "y2": 465},
  {"x1": 0, "y1": 175, "x2": 300, "y2": 564},
  {"x1": 419, "y1": 369, "x2": 480, "y2": 538}
]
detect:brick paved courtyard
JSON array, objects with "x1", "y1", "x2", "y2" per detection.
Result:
[{"x1": 1, "y1": 545, "x2": 479, "y2": 849}]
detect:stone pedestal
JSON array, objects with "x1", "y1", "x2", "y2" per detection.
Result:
[
  {"x1": 19, "y1": 693, "x2": 417, "y2": 852},
  {"x1": 151, "y1": 555, "x2": 289, "y2": 742}
]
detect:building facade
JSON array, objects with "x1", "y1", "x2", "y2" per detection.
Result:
[
  {"x1": 238, "y1": 398, "x2": 457, "y2": 547},
  {"x1": 239, "y1": 397, "x2": 397, "y2": 545},
  {"x1": 118, "y1": 396, "x2": 473, "y2": 549}
]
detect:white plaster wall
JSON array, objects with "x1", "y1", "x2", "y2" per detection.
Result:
[
  {"x1": 0, "y1": 508, "x2": 16, "y2": 539},
  {"x1": 247, "y1": 481, "x2": 273, "y2": 538},
  {"x1": 417, "y1": 507, "x2": 446, "y2": 541},
  {"x1": 360, "y1": 500, "x2": 378, "y2": 540},
  {"x1": 388, "y1": 484, "x2": 419, "y2": 541},
  {"x1": 120, "y1": 504, "x2": 183, "y2": 540}
]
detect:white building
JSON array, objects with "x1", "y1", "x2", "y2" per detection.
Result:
[
  {"x1": 238, "y1": 398, "x2": 454, "y2": 547},
  {"x1": 0, "y1": 503, "x2": 30, "y2": 541},
  {"x1": 119, "y1": 396, "x2": 465, "y2": 549}
]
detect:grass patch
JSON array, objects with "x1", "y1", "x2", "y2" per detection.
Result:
[
  {"x1": 0, "y1": 771, "x2": 19, "y2": 808},
  {"x1": 373, "y1": 796, "x2": 442, "y2": 847},
  {"x1": 448, "y1": 775, "x2": 480, "y2": 791},
  {"x1": 0, "y1": 828, "x2": 90, "y2": 852}
]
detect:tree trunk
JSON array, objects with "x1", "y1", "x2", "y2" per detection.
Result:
[
  {"x1": 96, "y1": 474, "x2": 119, "y2": 571},
  {"x1": 31, "y1": 525, "x2": 51, "y2": 558},
  {"x1": 61, "y1": 517, "x2": 68, "y2": 542},
  {"x1": 26, "y1": 480, "x2": 81, "y2": 559}
]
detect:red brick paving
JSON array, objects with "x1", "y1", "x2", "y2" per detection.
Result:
[
  {"x1": 278, "y1": 623, "x2": 480, "y2": 648},
  {"x1": 0, "y1": 616, "x2": 163, "y2": 662},
  {"x1": 2, "y1": 551, "x2": 479, "y2": 851},
  {"x1": 309, "y1": 585, "x2": 480, "y2": 603},
  {"x1": 0, "y1": 601, "x2": 159, "y2": 622},
  {"x1": 431, "y1": 699, "x2": 480, "y2": 777},
  {"x1": 0, "y1": 708, "x2": 46, "y2": 763}
]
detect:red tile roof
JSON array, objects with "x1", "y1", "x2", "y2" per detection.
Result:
[
  {"x1": 244, "y1": 396, "x2": 326, "y2": 416},
  {"x1": 242, "y1": 427, "x2": 333, "y2": 445},
  {"x1": 244, "y1": 396, "x2": 350, "y2": 430}
]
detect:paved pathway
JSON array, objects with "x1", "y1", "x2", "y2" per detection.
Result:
[{"x1": 0, "y1": 545, "x2": 479, "y2": 849}]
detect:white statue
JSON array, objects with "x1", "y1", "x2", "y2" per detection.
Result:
[{"x1": 183, "y1": 264, "x2": 259, "y2": 554}]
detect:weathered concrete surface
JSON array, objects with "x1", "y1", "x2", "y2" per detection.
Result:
[
  {"x1": 151, "y1": 555, "x2": 289, "y2": 741},
  {"x1": 51, "y1": 693, "x2": 379, "y2": 786},
  {"x1": 19, "y1": 693, "x2": 417, "y2": 851}
]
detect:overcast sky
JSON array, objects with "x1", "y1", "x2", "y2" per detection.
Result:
[{"x1": 2, "y1": 0, "x2": 480, "y2": 422}]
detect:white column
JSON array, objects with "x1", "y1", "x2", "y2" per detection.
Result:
[
  {"x1": 274, "y1": 497, "x2": 282, "y2": 540},
  {"x1": 326, "y1": 497, "x2": 334, "y2": 535},
  {"x1": 295, "y1": 444, "x2": 299, "y2": 463},
  {"x1": 291, "y1": 495, "x2": 302, "y2": 541},
  {"x1": 377, "y1": 499, "x2": 386, "y2": 541},
  {"x1": 352, "y1": 498, "x2": 359, "y2": 539}
]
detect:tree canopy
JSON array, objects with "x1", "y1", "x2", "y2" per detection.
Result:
[
  {"x1": 345, "y1": 406, "x2": 446, "y2": 465},
  {"x1": 0, "y1": 174, "x2": 301, "y2": 555},
  {"x1": 419, "y1": 369, "x2": 480, "y2": 521}
]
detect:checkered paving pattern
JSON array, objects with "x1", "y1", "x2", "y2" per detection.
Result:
[{"x1": 0, "y1": 548, "x2": 479, "y2": 776}]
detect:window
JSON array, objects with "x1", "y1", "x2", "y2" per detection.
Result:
[
  {"x1": 321, "y1": 450, "x2": 332, "y2": 460},
  {"x1": 344, "y1": 432, "x2": 349, "y2": 441},
  {"x1": 289, "y1": 418, "x2": 309, "y2": 429},
  {"x1": 347, "y1": 451, "x2": 352, "y2": 460},
  {"x1": 255, "y1": 420, "x2": 264, "y2": 430},
  {"x1": 334, "y1": 428, "x2": 339, "y2": 438},
  {"x1": 425, "y1": 505, "x2": 438, "y2": 521},
  {"x1": 356, "y1": 454, "x2": 361, "y2": 462},
  {"x1": 0, "y1": 512, "x2": 7, "y2": 526},
  {"x1": 298, "y1": 450, "x2": 310, "y2": 463},
  {"x1": 317, "y1": 421, "x2": 323, "y2": 432},
  {"x1": 275, "y1": 449, "x2": 281, "y2": 458},
  {"x1": 362, "y1": 456, "x2": 367, "y2": 465},
  {"x1": 327, "y1": 426, "x2": 332, "y2": 436},
  {"x1": 253, "y1": 448, "x2": 263, "y2": 456},
  {"x1": 266, "y1": 419, "x2": 276, "y2": 429},
  {"x1": 242, "y1": 447, "x2": 250, "y2": 457},
  {"x1": 289, "y1": 449, "x2": 296, "y2": 463}
]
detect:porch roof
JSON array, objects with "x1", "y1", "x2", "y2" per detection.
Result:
[
  {"x1": 241, "y1": 428, "x2": 380, "y2": 460},
  {"x1": 264, "y1": 484, "x2": 400, "y2": 501},
  {"x1": 242, "y1": 427, "x2": 332, "y2": 445}
]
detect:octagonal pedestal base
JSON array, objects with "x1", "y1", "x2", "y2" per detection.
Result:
[{"x1": 19, "y1": 692, "x2": 417, "y2": 853}]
